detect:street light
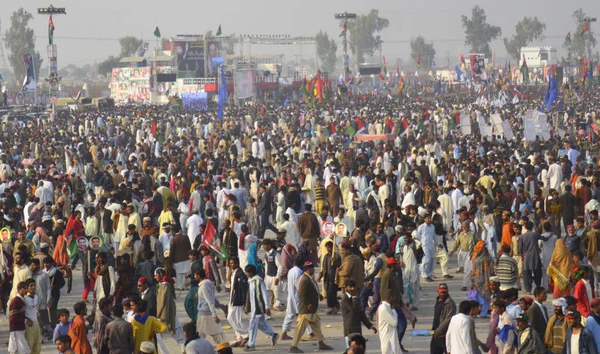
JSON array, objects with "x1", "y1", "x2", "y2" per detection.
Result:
[{"x1": 335, "y1": 12, "x2": 357, "y2": 82}]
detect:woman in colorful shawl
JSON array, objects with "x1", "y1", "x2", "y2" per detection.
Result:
[
  {"x1": 547, "y1": 238, "x2": 572, "y2": 298},
  {"x1": 471, "y1": 240, "x2": 495, "y2": 317},
  {"x1": 184, "y1": 278, "x2": 199, "y2": 322},
  {"x1": 246, "y1": 242, "x2": 263, "y2": 278}
]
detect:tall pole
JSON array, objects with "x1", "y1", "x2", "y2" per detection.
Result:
[
  {"x1": 335, "y1": 12, "x2": 356, "y2": 82},
  {"x1": 38, "y1": 5, "x2": 66, "y2": 112}
]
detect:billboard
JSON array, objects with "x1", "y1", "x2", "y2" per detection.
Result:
[
  {"x1": 469, "y1": 54, "x2": 487, "y2": 81},
  {"x1": 21, "y1": 53, "x2": 37, "y2": 92},
  {"x1": 235, "y1": 71, "x2": 254, "y2": 99},
  {"x1": 206, "y1": 40, "x2": 221, "y2": 75},
  {"x1": 173, "y1": 41, "x2": 204, "y2": 78},
  {"x1": 110, "y1": 67, "x2": 151, "y2": 102}
]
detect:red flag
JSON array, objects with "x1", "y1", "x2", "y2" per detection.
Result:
[
  {"x1": 454, "y1": 112, "x2": 461, "y2": 125},
  {"x1": 315, "y1": 71, "x2": 323, "y2": 102},
  {"x1": 401, "y1": 117, "x2": 409, "y2": 130},
  {"x1": 378, "y1": 72, "x2": 384, "y2": 81},
  {"x1": 417, "y1": 56, "x2": 421, "y2": 68},
  {"x1": 460, "y1": 54, "x2": 465, "y2": 64},
  {"x1": 424, "y1": 108, "x2": 430, "y2": 121},
  {"x1": 355, "y1": 116, "x2": 364, "y2": 129},
  {"x1": 203, "y1": 220, "x2": 216, "y2": 246},
  {"x1": 151, "y1": 120, "x2": 157, "y2": 135},
  {"x1": 385, "y1": 117, "x2": 394, "y2": 133},
  {"x1": 330, "y1": 122, "x2": 337, "y2": 135}
]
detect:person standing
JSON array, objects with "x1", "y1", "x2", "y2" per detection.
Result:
[
  {"x1": 9, "y1": 282, "x2": 31, "y2": 354},
  {"x1": 68, "y1": 301, "x2": 92, "y2": 354},
  {"x1": 170, "y1": 232, "x2": 192, "y2": 291},
  {"x1": 23, "y1": 279, "x2": 40, "y2": 354},
  {"x1": 227, "y1": 257, "x2": 249, "y2": 347},
  {"x1": 94, "y1": 298, "x2": 113, "y2": 354},
  {"x1": 526, "y1": 287, "x2": 548, "y2": 344},
  {"x1": 586, "y1": 298, "x2": 600, "y2": 351},
  {"x1": 399, "y1": 232, "x2": 421, "y2": 311},
  {"x1": 416, "y1": 214, "x2": 437, "y2": 282},
  {"x1": 244, "y1": 264, "x2": 279, "y2": 351},
  {"x1": 544, "y1": 298, "x2": 567, "y2": 354},
  {"x1": 445, "y1": 301, "x2": 475, "y2": 354},
  {"x1": 154, "y1": 268, "x2": 183, "y2": 351},
  {"x1": 29, "y1": 259, "x2": 52, "y2": 338},
  {"x1": 377, "y1": 289, "x2": 401, "y2": 354},
  {"x1": 341, "y1": 279, "x2": 376, "y2": 349},
  {"x1": 257, "y1": 184, "x2": 277, "y2": 239},
  {"x1": 194, "y1": 269, "x2": 224, "y2": 343},
  {"x1": 336, "y1": 243, "x2": 364, "y2": 298},
  {"x1": 564, "y1": 310, "x2": 598, "y2": 354},
  {"x1": 319, "y1": 241, "x2": 341, "y2": 315},
  {"x1": 289, "y1": 261, "x2": 333, "y2": 353},
  {"x1": 573, "y1": 266, "x2": 593, "y2": 317},
  {"x1": 137, "y1": 277, "x2": 157, "y2": 317},
  {"x1": 496, "y1": 245, "x2": 519, "y2": 290},
  {"x1": 131, "y1": 299, "x2": 167, "y2": 353},
  {"x1": 262, "y1": 239, "x2": 284, "y2": 310},
  {"x1": 514, "y1": 313, "x2": 545, "y2": 353},
  {"x1": 430, "y1": 283, "x2": 457, "y2": 354},
  {"x1": 105, "y1": 303, "x2": 134, "y2": 354},
  {"x1": 518, "y1": 221, "x2": 542, "y2": 293},
  {"x1": 281, "y1": 257, "x2": 311, "y2": 341},
  {"x1": 93, "y1": 252, "x2": 116, "y2": 306},
  {"x1": 9, "y1": 253, "x2": 32, "y2": 306},
  {"x1": 296, "y1": 204, "x2": 320, "y2": 264}
]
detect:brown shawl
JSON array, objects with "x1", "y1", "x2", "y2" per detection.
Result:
[{"x1": 547, "y1": 239, "x2": 572, "y2": 291}]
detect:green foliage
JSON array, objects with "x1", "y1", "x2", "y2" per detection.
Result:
[
  {"x1": 119, "y1": 36, "x2": 144, "y2": 58},
  {"x1": 342, "y1": 9, "x2": 389, "y2": 64},
  {"x1": 461, "y1": 6, "x2": 502, "y2": 57},
  {"x1": 97, "y1": 56, "x2": 121, "y2": 76},
  {"x1": 410, "y1": 36, "x2": 436, "y2": 71},
  {"x1": 503, "y1": 17, "x2": 546, "y2": 61},
  {"x1": 3, "y1": 8, "x2": 43, "y2": 86},
  {"x1": 315, "y1": 31, "x2": 338, "y2": 74},
  {"x1": 564, "y1": 8, "x2": 597, "y2": 59}
]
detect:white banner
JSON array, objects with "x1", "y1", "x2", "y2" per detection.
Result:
[{"x1": 235, "y1": 71, "x2": 254, "y2": 99}]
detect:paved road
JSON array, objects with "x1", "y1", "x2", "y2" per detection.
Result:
[{"x1": 0, "y1": 239, "x2": 551, "y2": 353}]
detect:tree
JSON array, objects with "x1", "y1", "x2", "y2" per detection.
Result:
[
  {"x1": 97, "y1": 56, "x2": 121, "y2": 76},
  {"x1": 315, "y1": 31, "x2": 338, "y2": 74},
  {"x1": 119, "y1": 36, "x2": 144, "y2": 57},
  {"x1": 461, "y1": 6, "x2": 502, "y2": 57},
  {"x1": 503, "y1": 17, "x2": 546, "y2": 61},
  {"x1": 3, "y1": 8, "x2": 43, "y2": 86},
  {"x1": 410, "y1": 36, "x2": 436, "y2": 71},
  {"x1": 564, "y1": 8, "x2": 597, "y2": 59},
  {"x1": 342, "y1": 9, "x2": 389, "y2": 64}
]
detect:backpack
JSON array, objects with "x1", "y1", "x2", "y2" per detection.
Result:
[{"x1": 411, "y1": 243, "x2": 425, "y2": 264}]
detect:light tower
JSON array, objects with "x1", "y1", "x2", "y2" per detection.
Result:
[
  {"x1": 37, "y1": 5, "x2": 66, "y2": 101},
  {"x1": 334, "y1": 12, "x2": 356, "y2": 81}
]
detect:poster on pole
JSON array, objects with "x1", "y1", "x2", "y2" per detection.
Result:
[
  {"x1": 469, "y1": 54, "x2": 487, "y2": 81},
  {"x1": 501, "y1": 120, "x2": 514, "y2": 140},
  {"x1": 460, "y1": 113, "x2": 471, "y2": 135},
  {"x1": 21, "y1": 53, "x2": 37, "y2": 92},
  {"x1": 235, "y1": 71, "x2": 254, "y2": 99}
]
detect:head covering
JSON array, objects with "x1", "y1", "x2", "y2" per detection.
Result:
[
  {"x1": 386, "y1": 258, "x2": 399, "y2": 265},
  {"x1": 547, "y1": 239, "x2": 572, "y2": 291},
  {"x1": 438, "y1": 283, "x2": 449, "y2": 293},
  {"x1": 489, "y1": 276, "x2": 500, "y2": 283},
  {"x1": 140, "y1": 341, "x2": 156, "y2": 353},
  {"x1": 303, "y1": 261, "x2": 314, "y2": 270},
  {"x1": 216, "y1": 342, "x2": 231, "y2": 351},
  {"x1": 516, "y1": 313, "x2": 529, "y2": 322},
  {"x1": 552, "y1": 298, "x2": 568, "y2": 307},
  {"x1": 520, "y1": 296, "x2": 533, "y2": 306}
]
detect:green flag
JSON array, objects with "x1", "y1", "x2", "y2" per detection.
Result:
[
  {"x1": 216, "y1": 24, "x2": 222, "y2": 36},
  {"x1": 339, "y1": 30, "x2": 345, "y2": 38},
  {"x1": 67, "y1": 238, "x2": 78, "y2": 258},
  {"x1": 153, "y1": 25, "x2": 161, "y2": 38}
]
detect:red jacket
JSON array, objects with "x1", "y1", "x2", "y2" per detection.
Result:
[{"x1": 574, "y1": 279, "x2": 591, "y2": 317}]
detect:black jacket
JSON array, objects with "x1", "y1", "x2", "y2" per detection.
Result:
[
  {"x1": 341, "y1": 293, "x2": 373, "y2": 336},
  {"x1": 230, "y1": 267, "x2": 248, "y2": 306},
  {"x1": 141, "y1": 286, "x2": 157, "y2": 317}
]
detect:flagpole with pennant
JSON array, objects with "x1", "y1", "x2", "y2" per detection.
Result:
[{"x1": 153, "y1": 25, "x2": 161, "y2": 95}]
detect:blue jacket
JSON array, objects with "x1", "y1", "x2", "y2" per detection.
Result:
[{"x1": 563, "y1": 326, "x2": 598, "y2": 354}]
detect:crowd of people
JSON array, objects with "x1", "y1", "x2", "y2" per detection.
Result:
[{"x1": 1, "y1": 84, "x2": 600, "y2": 354}]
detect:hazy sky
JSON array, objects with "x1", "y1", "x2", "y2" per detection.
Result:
[{"x1": 2, "y1": 0, "x2": 600, "y2": 70}]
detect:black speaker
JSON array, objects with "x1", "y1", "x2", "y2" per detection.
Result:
[
  {"x1": 157, "y1": 73, "x2": 177, "y2": 83},
  {"x1": 358, "y1": 66, "x2": 381, "y2": 75}
]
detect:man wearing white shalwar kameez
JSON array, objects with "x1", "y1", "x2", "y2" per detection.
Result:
[
  {"x1": 438, "y1": 191, "x2": 454, "y2": 232},
  {"x1": 377, "y1": 292, "x2": 401, "y2": 354},
  {"x1": 281, "y1": 260, "x2": 311, "y2": 339},
  {"x1": 401, "y1": 237, "x2": 421, "y2": 309}
]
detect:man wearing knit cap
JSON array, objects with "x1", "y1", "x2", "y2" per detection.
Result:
[
  {"x1": 430, "y1": 283, "x2": 456, "y2": 354},
  {"x1": 515, "y1": 313, "x2": 545, "y2": 352},
  {"x1": 564, "y1": 310, "x2": 597, "y2": 353},
  {"x1": 545, "y1": 298, "x2": 567, "y2": 352}
]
